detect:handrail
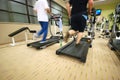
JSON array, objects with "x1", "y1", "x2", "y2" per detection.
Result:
[{"x1": 8, "y1": 27, "x2": 36, "y2": 37}]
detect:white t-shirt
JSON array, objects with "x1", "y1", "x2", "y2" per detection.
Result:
[{"x1": 34, "y1": 0, "x2": 49, "y2": 22}]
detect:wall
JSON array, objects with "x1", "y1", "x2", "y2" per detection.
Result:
[
  {"x1": 95, "y1": 4, "x2": 116, "y2": 29},
  {"x1": 95, "y1": 3, "x2": 115, "y2": 17},
  {"x1": 0, "y1": 22, "x2": 69, "y2": 45},
  {"x1": 0, "y1": 22, "x2": 39, "y2": 45}
]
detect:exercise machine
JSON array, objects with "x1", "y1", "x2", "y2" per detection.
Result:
[
  {"x1": 108, "y1": 3, "x2": 120, "y2": 55},
  {"x1": 8, "y1": 27, "x2": 36, "y2": 46},
  {"x1": 27, "y1": 14, "x2": 63, "y2": 49},
  {"x1": 56, "y1": 37, "x2": 91, "y2": 63},
  {"x1": 56, "y1": 9, "x2": 101, "y2": 63},
  {"x1": 87, "y1": 8, "x2": 97, "y2": 39},
  {"x1": 98, "y1": 19, "x2": 110, "y2": 38},
  {"x1": 103, "y1": 19, "x2": 110, "y2": 38}
]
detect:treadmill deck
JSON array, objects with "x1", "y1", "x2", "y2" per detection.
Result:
[{"x1": 56, "y1": 37, "x2": 92, "y2": 62}]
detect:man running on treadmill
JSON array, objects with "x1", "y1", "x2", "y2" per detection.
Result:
[{"x1": 64, "y1": 0, "x2": 93, "y2": 46}]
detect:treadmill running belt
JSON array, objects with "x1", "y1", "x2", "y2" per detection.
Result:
[
  {"x1": 32, "y1": 39, "x2": 57, "y2": 47},
  {"x1": 56, "y1": 39, "x2": 90, "y2": 62},
  {"x1": 27, "y1": 37, "x2": 59, "y2": 49}
]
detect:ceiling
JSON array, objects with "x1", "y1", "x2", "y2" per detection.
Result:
[{"x1": 53, "y1": 0, "x2": 120, "y2": 10}]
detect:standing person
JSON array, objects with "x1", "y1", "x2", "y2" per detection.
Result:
[
  {"x1": 64, "y1": 0, "x2": 93, "y2": 46},
  {"x1": 34, "y1": 0, "x2": 51, "y2": 43}
]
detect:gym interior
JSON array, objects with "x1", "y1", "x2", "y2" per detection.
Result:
[{"x1": 0, "y1": 0, "x2": 120, "y2": 80}]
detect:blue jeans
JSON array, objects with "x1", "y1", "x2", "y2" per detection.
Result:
[{"x1": 37, "y1": 21, "x2": 49, "y2": 41}]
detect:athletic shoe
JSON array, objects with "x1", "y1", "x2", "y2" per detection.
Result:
[
  {"x1": 34, "y1": 33, "x2": 39, "y2": 38},
  {"x1": 39, "y1": 40, "x2": 47, "y2": 43}
]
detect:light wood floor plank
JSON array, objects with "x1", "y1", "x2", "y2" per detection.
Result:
[{"x1": 0, "y1": 36, "x2": 120, "y2": 80}]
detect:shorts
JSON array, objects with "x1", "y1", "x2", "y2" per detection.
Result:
[{"x1": 71, "y1": 13, "x2": 87, "y2": 32}]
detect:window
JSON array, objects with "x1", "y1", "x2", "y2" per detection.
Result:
[
  {"x1": 28, "y1": 0, "x2": 35, "y2": 6},
  {"x1": 30, "y1": 16, "x2": 37, "y2": 23},
  {"x1": 14, "y1": 0, "x2": 25, "y2": 4},
  {"x1": 28, "y1": 7, "x2": 34, "y2": 15},
  {"x1": 0, "y1": 0, "x2": 68, "y2": 25},
  {"x1": 9, "y1": 1, "x2": 27, "y2": 14},
  {"x1": 0, "y1": 0, "x2": 9, "y2": 10},
  {"x1": 0, "y1": 11, "x2": 10, "y2": 22},
  {"x1": 52, "y1": 8, "x2": 62, "y2": 14},
  {"x1": 11, "y1": 13, "x2": 28, "y2": 23},
  {"x1": 51, "y1": 1, "x2": 69, "y2": 25},
  {"x1": 51, "y1": 2, "x2": 62, "y2": 12}
]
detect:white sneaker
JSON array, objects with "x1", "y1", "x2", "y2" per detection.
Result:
[
  {"x1": 39, "y1": 40, "x2": 47, "y2": 43},
  {"x1": 34, "y1": 33, "x2": 39, "y2": 38}
]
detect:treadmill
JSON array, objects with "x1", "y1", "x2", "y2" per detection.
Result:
[
  {"x1": 27, "y1": 36, "x2": 60, "y2": 49},
  {"x1": 108, "y1": 3, "x2": 120, "y2": 54},
  {"x1": 56, "y1": 37, "x2": 92, "y2": 63},
  {"x1": 56, "y1": 9, "x2": 102, "y2": 63},
  {"x1": 27, "y1": 14, "x2": 63, "y2": 49}
]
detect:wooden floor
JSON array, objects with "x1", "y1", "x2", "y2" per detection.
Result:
[{"x1": 0, "y1": 35, "x2": 120, "y2": 80}]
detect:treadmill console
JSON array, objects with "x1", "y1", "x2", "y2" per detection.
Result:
[{"x1": 91, "y1": 8, "x2": 102, "y2": 16}]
